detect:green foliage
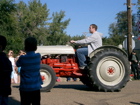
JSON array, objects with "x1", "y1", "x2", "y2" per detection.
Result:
[
  {"x1": 47, "y1": 11, "x2": 70, "y2": 45},
  {"x1": 16, "y1": 0, "x2": 50, "y2": 42},
  {"x1": 105, "y1": 1, "x2": 140, "y2": 46},
  {"x1": 0, "y1": 0, "x2": 20, "y2": 53},
  {"x1": 71, "y1": 35, "x2": 85, "y2": 40},
  {"x1": 137, "y1": 0, "x2": 140, "y2": 14},
  {"x1": 105, "y1": 11, "x2": 137, "y2": 46},
  {"x1": 0, "y1": 0, "x2": 71, "y2": 54}
]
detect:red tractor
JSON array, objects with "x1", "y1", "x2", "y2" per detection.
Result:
[{"x1": 36, "y1": 45, "x2": 130, "y2": 92}]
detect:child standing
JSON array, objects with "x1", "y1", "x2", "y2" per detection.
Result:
[
  {"x1": 0, "y1": 35, "x2": 12, "y2": 105},
  {"x1": 16, "y1": 37, "x2": 42, "y2": 105}
]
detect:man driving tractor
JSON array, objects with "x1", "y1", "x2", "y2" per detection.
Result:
[{"x1": 70, "y1": 24, "x2": 103, "y2": 69}]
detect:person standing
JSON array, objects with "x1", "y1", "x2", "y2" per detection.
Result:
[
  {"x1": 0, "y1": 35, "x2": 12, "y2": 105},
  {"x1": 70, "y1": 24, "x2": 103, "y2": 69},
  {"x1": 15, "y1": 50, "x2": 26, "y2": 83},
  {"x1": 66, "y1": 77, "x2": 77, "y2": 82},
  {"x1": 130, "y1": 50, "x2": 139, "y2": 80},
  {"x1": 16, "y1": 37, "x2": 42, "y2": 105},
  {"x1": 8, "y1": 50, "x2": 18, "y2": 83}
]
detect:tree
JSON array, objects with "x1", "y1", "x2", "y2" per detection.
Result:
[
  {"x1": 0, "y1": 0, "x2": 16, "y2": 35},
  {"x1": 0, "y1": 0, "x2": 72, "y2": 53},
  {"x1": 47, "y1": 11, "x2": 70, "y2": 45},
  {"x1": 16, "y1": 0, "x2": 50, "y2": 45},
  {"x1": 0, "y1": 0, "x2": 20, "y2": 53},
  {"x1": 106, "y1": 11, "x2": 136, "y2": 46},
  {"x1": 137, "y1": 0, "x2": 140, "y2": 11}
]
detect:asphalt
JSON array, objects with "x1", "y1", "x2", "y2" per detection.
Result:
[{"x1": 9, "y1": 79, "x2": 140, "y2": 105}]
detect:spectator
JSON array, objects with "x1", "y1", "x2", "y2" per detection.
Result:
[
  {"x1": 129, "y1": 50, "x2": 139, "y2": 80},
  {"x1": 56, "y1": 77, "x2": 61, "y2": 82},
  {"x1": 15, "y1": 50, "x2": 26, "y2": 83},
  {"x1": 16, "y1": 37, "x2": 42, "y2": 105},
  {"x1": 0, "y1": 35, "x2": 12, "y2": 105},
  {"x1": 66, "y1": 77, "x2": 77, "y2": 82},
  {"x1": 8, "y1": 50, "x2": 18, "y2": 83}
]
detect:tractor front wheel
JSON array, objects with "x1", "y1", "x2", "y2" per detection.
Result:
[{"x1": 40, "y1": 64, "x2": 56, "y2": 92}]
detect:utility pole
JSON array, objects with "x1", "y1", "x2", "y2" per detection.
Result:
[{"x1": 127, "y1": 0, "x2": 132, "y2": 56}]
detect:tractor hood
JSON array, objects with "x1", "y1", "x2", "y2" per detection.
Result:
[{"x1": 36, "y1": 45, "x2": 75, "y2": 56}]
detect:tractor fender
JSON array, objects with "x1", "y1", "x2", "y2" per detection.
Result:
[{"x1": 89, "y1": 45, "x2": 128, "y2": 59}]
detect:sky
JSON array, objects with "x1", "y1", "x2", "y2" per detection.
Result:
[{"x1": 14, "y1": 0, "x2": 138, "y2": 37}]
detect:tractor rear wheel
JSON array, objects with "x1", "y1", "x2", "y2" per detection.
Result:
[
  {"x1": 40, "y1": 64, "x2": 56, "y2": 92},
  {"x1": 88, "y1": 48, "x2": 130, "y2": 92}
]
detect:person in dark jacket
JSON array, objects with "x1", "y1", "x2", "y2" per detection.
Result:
[
  {"x1": 129, "y1": 50, "x2": 139, "y2": 80},
  {"x1": 0, "y1": 35, "x2": 12, "y2": 105}
]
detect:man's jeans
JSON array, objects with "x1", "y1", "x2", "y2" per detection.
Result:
[
  {"x1": 0, "y1": 95, "x2": 8, "y2": 105},
  {"x1": 76, "y1": 47, "x2": 88, "y2": 67}
]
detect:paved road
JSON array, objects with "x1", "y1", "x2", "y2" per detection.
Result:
[{"x1": 9, "y1": 80, "x2": 140, "y2": 105}]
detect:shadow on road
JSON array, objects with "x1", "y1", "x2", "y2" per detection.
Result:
[
  {"x1": 130, "y1": 101, "x2": 140, "y2": 105},
  {"x1": 73, "y1": 101, "x2": 85, "y2": 105},
  {"x1": 12, "y1": 85, "x2": 19, "y2": 88},
  {"x1": 8, "y1": 97, "x2": 20, "y2": 105},
  {"x1": 53, "y1": 84, "x2": 100, "y2": 92}
]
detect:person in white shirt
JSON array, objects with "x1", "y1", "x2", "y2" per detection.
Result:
[
  {"x1": 8, "y1": 50, "x2": 18, "y2": 83},
  {"x1": 70, "y1": 24, "x2": 103, "y2": 69}
]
